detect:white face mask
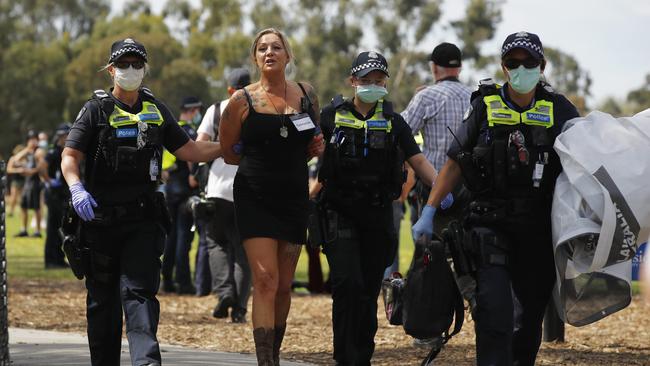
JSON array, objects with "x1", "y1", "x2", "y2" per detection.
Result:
[{"x1": 113, "y1": 66, "x2": 145, "y2": 91}]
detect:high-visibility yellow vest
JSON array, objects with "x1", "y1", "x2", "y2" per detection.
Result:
[
  {"x1": 334, "y1": 100, "x2": 392, "y2": 132},
  {"x1": 484, "y1": 94, "x2": 554, "y2": 128},
  {"x1": 108, "y1": 101, "x2": 164, "y2": 128}
]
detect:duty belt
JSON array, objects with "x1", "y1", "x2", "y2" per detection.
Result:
[
  {"x1": 89, "y1": 198, "x2": 155, "y2": 225},
  {"x1": 467, "y1": 198, "x2": 538, "y2": 224}
]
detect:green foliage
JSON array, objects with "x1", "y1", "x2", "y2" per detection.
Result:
[
  {"x1": 0, "y1": 0, "x2": 513, "y2": 156},
  {"x1": 452, "y1": 0, "x2": 502, "y2": 65},
  {"x1": 158, "y1": 58, "x2": 212, "y2": 116},
  {"x1": 626, "y1": 74, "x2": 650, "y2": 113},
  {"x1": 544, "y1": 47, "x2": 592, "y2": 113}
]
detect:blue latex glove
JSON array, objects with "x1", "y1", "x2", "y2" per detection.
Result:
[
  {"x1": 440, "y1": 192, "x2": 454, "y2": 210},
  {"x1": 233, "y1": 141, "x2": 243, "y2": 155},
  {"x1": 412, "y1": 205, "x2": 436, "y2": 241},
  {"x1": 69, "y1": 182, "x2": 97, "y2": 221},
  {"x1": 49, "y1": 178, "x2": 63, "y2": 188}
]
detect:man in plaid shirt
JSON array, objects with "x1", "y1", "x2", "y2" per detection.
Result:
[{"x1": 401, "y1": 42, "x2": 472, "y2": 235}]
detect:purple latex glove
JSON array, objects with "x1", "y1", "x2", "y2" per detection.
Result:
[
  {"x1": 440, "y1": 192, "x2": 454, "y2": 210},
  {"x1": 69, "y1": 182, "x2": 97, "y2": 221}
]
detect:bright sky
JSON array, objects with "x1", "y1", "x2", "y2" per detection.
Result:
[{"x1": 111, "y1": 0, "x2": 649, "y2": 105}]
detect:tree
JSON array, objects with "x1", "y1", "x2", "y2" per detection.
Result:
[
  {"x1": 598, "y1": 97, "x2": 623, "y2": 117},
  {"x1": 452, "y1": 0, "x2": 502, "y2": 69},
  {"x1": 626, "y1": 73, "x2": 650, "y2": 113},
  {"x1": 0, "y1": 40, "x2": 68, "y2": 152},
  {"x1": 543, "y1": 47, "x2": 592, "y2": 114}
]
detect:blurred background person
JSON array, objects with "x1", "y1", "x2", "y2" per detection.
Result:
[
  {"x1": 161, "y1": 96, "x2": 202, "y2": 295},
  {"x1": 6, "y1": 144, "x2": 26, "y2": 218},
  {"x1": 197, "y1": 67, "x2": 252, "y2": 322},
  {"x1": 401, "y1": 42, "x2": 472, "y2": 237},
  {"x1": 15, "y1": 130, "x2": 45, "y2": 238},
  {"x1": 43, "y1": 123, "x2": 71, "y2": 269}
]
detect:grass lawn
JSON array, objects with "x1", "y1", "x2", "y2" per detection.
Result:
[
  {"x1": 3, "y1": 202, "x2": 642, "y2": 296},
  {"x1": 2, "y1": 203, "x2": 417, "y2": 283}
]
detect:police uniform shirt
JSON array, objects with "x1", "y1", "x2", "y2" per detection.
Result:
[
  {"x1": 66, "y1": 89, "x2": 189, "y2": 200},
  {"x1": 165, "y1": 122, "x2": 197, "y2": 197},
  {"x1": 447, "y1": 82, "x2": 579, "y2": 203},
  {"x1": 447, "y1": 82, "x2": 579, "y2": 160},
  {"x1": 320, "y1": 98, "x2": 421, "y2": 160}
]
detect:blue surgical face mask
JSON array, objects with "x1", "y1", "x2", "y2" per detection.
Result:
[
  {"x1": 507, "y1": 65, "x2": 541, "y2": 94},
  {"x1": 192, "y1": 111, "x2": 202, "y2": 125},
  {"x1": 356, "y1": 84, "x2": 388, "y2": 103}
]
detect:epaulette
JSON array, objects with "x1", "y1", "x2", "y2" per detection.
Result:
[
  {"x1": 539, "y1": 80, "x2": 556, "y2": 94},
  {"x1": 471, "y1": 78, "x2": 499, "y2": 102},
  {"x1": 93, "y1": 89, "x2": 110, "y2": 99},
  {"x1": 382, "y1": 100, "x2": 395, "y2": 117},
  {"x1": 91, "y1": 89, "x2": 115, "y2": 123},
  {"x1": 331, "y1": 94, "x2": 345, "y2": 109},
  {"x1": 140, "y1": 86, "x2": 155, "y2": 100}
]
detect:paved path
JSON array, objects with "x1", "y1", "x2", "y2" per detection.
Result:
[{"x1": 9, "y1": 328, "x2": 314, "y2": 365}]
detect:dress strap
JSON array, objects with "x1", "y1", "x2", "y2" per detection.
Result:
[
  {"x1": 242, "y1": 88, "x2": 255, "y2": 113},
  {"x1": 297, "y1": 82, "x2": 313, "y2": 115}
]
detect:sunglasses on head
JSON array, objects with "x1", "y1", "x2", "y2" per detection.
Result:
[
  {"x1": 113, "y1": 60, "x2": 145, "y2": 70},
  {"x1": 503, "y1": 58, "x2": 541, "y2": 70}
]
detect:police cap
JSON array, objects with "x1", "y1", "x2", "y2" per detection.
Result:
[
  {"x1": 55, "y1": 123, "x2": 72, "y2": 136},
  {"x1": 181, "y1": 96, "x2": 202, "y2": 110},
  {"x1": 430, "y1": 42, "x2": 462, "y2": 67},
  {"x1": 350, "y1": 51, "x2": 389, "y2": 78},
  {"x1": 227, "y1": 68, "x2": 251, "y2": 89},
  {"x1": 501, "y1": 31, "x2": 544, "y2": 60},
  {"x1": 109, "y1": 38, "x2": 148, "y2": 64}
]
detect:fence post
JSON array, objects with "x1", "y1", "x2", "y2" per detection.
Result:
[{"x1": 0, "y1": 161, "x2": 9, "y2": 364}]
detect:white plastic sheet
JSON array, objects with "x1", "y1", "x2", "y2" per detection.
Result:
[{"x1": 551, "y1": 109, "x2": 650, "y2": 326}]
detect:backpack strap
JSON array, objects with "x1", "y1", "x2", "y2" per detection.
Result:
[
  {"x1": 420, "y1": 260, "x2": 465, "y2": 366},
  {"x1": 212, "y1": 101, "x2": 222, "y2": 141}
]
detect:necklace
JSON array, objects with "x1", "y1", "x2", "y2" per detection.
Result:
[{"x1": 262, "y1": 81, "x2": 289, "y2": 138}]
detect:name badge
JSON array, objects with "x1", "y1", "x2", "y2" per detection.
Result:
[
  {"x1": 290, "y1": 113, "x2": 315, "y2": 132},
  {"x1": 116, "y1": 128, "x2": 138, "y2": 138}
]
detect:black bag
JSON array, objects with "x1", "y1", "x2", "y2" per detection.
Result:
[
  {"x1": 381, "y1": 272, "x2": 405, "y2": 325},
  {"x1": 402, "y1": 235, "x2": 465, "y2": 365}
]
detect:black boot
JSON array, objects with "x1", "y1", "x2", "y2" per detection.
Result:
[
  {"x1": 273, "y1": 324, "x2": 286, "y2": 366},
  {"x1": 253, "y1": 327, "x2": 274, "y2": 366}
]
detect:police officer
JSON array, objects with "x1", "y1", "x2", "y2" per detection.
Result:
[
  {"x1": 317, "y1": 51, "x2": 445, "y2": 366},
  {"x1": 43, "y1": 123, "x2": 71, "y2": 268},
  {"x1": 160, "y1": 96, "x2": 201, "y2": 294},
  {"x1": 61, "y1": 38, "x2": 222, "y2": 366},
  {"x1": 412, "y1": 32, "x2": 580, "y2": 366}
]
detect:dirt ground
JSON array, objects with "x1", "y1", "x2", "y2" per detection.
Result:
[{"x1": 8, "y1": 279, "x2": 650, "y2": 365}]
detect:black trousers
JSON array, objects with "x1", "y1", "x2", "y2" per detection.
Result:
[
  {"x1": 83, "y1": 219, "x2": 164, "y2": 366},
  {"x1": 205, "y1": 198, "x2": 251, "y2": 310},
  {"x1": 161, "y1": 194, "x2": 194, "y2": 287},
  {"x1": 323, "y1": 203, "x2": 396, "y2": 366},
  {"x1": 472, "y1": 224, "x2": 556, "y2": 366},
  {"x1": 194, "y1": 219, "x2": 212, "y2": 295},
  {"x1": 44, "y1": 189, "x2": 66, "y2": 265}
]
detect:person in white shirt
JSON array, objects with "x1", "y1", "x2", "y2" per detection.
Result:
[{"x1": 196, "y1": 68, "x2": 252, "y2": 323}]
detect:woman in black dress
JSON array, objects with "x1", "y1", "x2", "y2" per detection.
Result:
[{"x1": 219, "y1": 28, "x2": 324, "y2": 365}]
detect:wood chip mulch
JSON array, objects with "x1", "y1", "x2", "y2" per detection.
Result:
[{"x1": 8, "y1": 279, "x2": 650, "y2": 365}]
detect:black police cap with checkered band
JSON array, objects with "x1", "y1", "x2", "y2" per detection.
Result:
[
  {"x1": 501, "y1": 31, "x2": 544, "y2": 60},
  {"x1": 350, "y1": 51, "x2": 390, "y2": 77},
  {"x1": 109, "y1": 38, "x2": 148, "y2": 64}
]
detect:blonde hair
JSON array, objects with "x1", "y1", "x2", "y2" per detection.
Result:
[{"x1": 250, "y1": 28, "x2": 295, "y2": 76}]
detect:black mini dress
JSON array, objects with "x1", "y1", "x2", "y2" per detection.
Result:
[{"x1": 233, "y1": 84, "x2": 314, "y2": 244}]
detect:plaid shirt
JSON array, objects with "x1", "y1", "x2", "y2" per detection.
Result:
[{"x1": 401, "y1": 79, "x2": 471, "y2": 170}]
